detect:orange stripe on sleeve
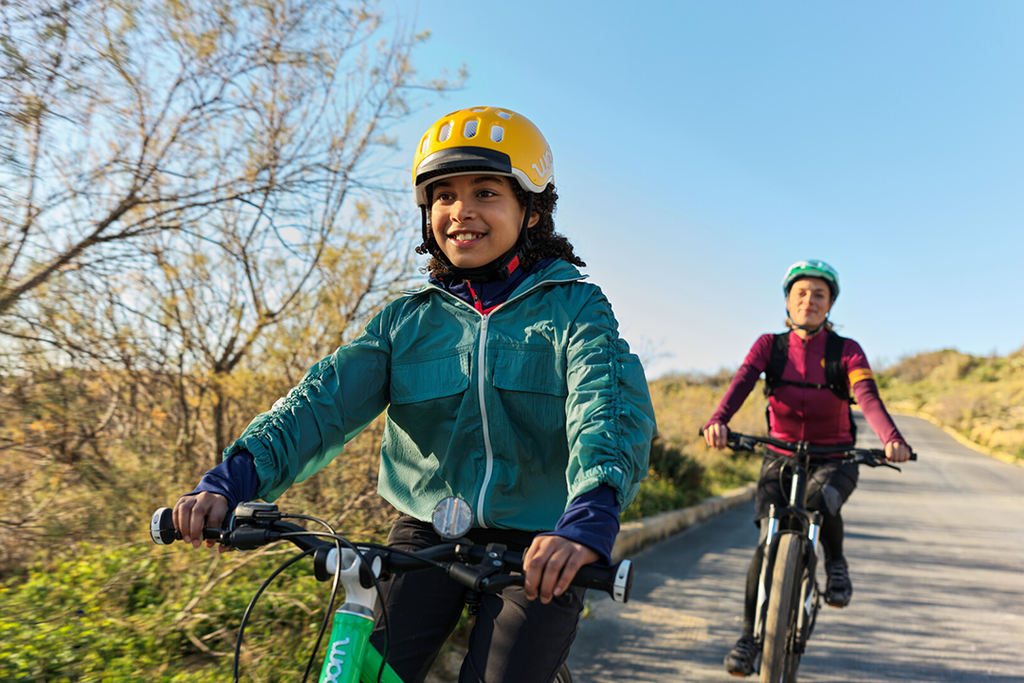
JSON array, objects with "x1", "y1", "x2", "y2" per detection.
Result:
[{"x1": 848, "y1": 368, "x2": 874, "y2": 387}]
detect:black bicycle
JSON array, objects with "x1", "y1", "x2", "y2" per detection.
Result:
[{"x1": 709, "y1": 430, "x2": 915, "y2": 683}]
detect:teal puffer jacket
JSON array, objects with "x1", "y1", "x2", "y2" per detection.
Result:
[{"x1": 224, "y1": 260, "x2": 656, "y2": 531}]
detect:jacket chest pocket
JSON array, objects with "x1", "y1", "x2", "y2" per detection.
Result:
[
  {"x1": 490, "y1": 347, "x2": 569, "y2": 466},
  {"x1": 492, "y1": 347, "x2": 568, "y2": 397},
  {"x1": 390, "y1": 352, "x2": 471, "y2": 404}
]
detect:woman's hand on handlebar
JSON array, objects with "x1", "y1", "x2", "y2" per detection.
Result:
[
  {"x1": 522, "y1": 535, "x2": 599, "y2": 604},
  {"x1": 173, "y1": 492, "x2": 230, "y2": 551},
  {"x1": 704, "y1": 423, "x2": 730, "y2": 450},
  {"x1": 886, "y1": 440, "x2": 913, "y2": 464}
]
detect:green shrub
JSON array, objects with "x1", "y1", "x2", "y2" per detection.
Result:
[
  {"x1": 623, "y1": 435, "x2": 707, "y2": 521},
  {"x1": 0, "y1": 542, "x2": 344, "y2": 682}
]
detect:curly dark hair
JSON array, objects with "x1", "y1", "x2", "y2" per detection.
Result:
[{"x1": 415, "y1": 181, "x2": 585, "y2": 279}]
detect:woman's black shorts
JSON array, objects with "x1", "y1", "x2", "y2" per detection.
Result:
[{"x1": 753, "y1": 455, "x2": 859, "y2": 523}]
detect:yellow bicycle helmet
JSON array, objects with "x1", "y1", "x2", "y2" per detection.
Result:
[{"x1": 412, "y1": 106, "x2": 553, "y2": 208}]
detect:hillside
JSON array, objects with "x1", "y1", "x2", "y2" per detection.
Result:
[{"x1": 877, "y1": 346, "x2": 1024, "y2": 461}]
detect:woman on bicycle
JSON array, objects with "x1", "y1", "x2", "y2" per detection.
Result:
[
  {"x1": 703, "y1": 259, "x2": 912, "y2": 677},
  {"x1": 172, "y1": 106, "x2": 656, "y2": 683}
]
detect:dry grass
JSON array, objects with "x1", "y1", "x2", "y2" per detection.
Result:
[{"x1": 646, "y1": 370, "x2": 768, "y2": 493}]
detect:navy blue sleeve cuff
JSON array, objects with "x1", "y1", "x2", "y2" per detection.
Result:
[
  {"x1": 537, "y1": 484, "x2": 621, "y2": 566},
  {"x1": 189, "y1": 451, "x2": 259, "y2": 511}
]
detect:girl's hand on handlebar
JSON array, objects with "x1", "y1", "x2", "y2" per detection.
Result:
[
  {"x1": 173, "y1": 492, "x2": 230, "y2": 551},
  {"x1": 704, "y1": 423, "x2": 730, "y2": 450},
  {"x1": 523, "y1": 535, "x2": 599, "y2": 604},
  {"x1": 885, "y1": 440, "x2": 913, "y2": 464}
]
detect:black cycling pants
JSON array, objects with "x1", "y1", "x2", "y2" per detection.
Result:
[{"x1": 368, "y1": 516, "x2": 585, "y2": 683}]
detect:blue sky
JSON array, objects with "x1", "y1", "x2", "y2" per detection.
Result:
[{"x1": 387, "y1": 1, "x2": 1023, "y2": 377}]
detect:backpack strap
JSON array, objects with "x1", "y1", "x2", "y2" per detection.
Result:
[
  {"x1": 762, "y1": 333, "x2": 790, "y2": 398},
  {"x1": 823, "y1": 331, "x2": 853, "y2": 404},
  {"x1": 823, "y1": 330, "x2": 858, "y2": 442}
]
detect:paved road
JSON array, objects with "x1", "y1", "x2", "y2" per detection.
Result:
[{"x1": 567, "y1": 415, "x2": 1024, "y2": 682}]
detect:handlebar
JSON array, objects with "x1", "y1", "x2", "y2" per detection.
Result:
[
  {"x1": 699, "y1": 427, "x2": 917, "y2": 468},
  {"x1": 150, "y1": 505, "x2": 634, "y2": 603}
]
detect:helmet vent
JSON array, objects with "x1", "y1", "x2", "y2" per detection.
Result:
[
  {"x1": 463, "y1": 120, "x2": 478, "y2": 138},
  {"x1": 420, "y1": 136, "x2": 430, "y2": 154},
  {"x1": 490, "y1": 125, "x2": 504, "y2": 142},
  {"x1": 438, "y1": 122, "x2": 452, "y2": 142},
  {"x1": 496, "y1": 110, "x2": 512, "y2": 119}
]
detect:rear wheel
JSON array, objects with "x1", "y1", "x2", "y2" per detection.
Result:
[
  {"x1": 553, "y1": 662, "x2": 573, "y2": 683},
  {"x1": 760, "y1": 534, "x2": 803, "y2": 683}
]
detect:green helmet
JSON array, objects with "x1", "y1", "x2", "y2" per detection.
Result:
[{"x1": 782, "y1": 260, "x2": 839, "y2": 301}]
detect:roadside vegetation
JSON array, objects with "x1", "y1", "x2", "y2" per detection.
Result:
[
  {"x1": 623, "y1": 370, "x2": 765, "y2": 521},
  {"x1": 877, "y1": 346, "x2": 1024, "y2": 462}
]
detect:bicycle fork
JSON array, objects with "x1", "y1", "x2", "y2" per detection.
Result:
[
  {"x1": 753, "y1": 513, "x2": 780, "y2": 644},
  {"x1": 753, "y1": 506, "x2": 823, "y2": 653}
]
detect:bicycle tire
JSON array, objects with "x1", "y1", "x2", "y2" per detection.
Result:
[
  {"x1": 783, "y1": 646, "x2": 800, "y2": 683},
  {"x1": 785, "y1": 552, "x2": 820, "y2": 683},
  {"x1": 553, "y1": 662, "x2": 573, "y2": 683},
  {"x1": 761, "y1": 534, "x2": 802, "y2": 683}
]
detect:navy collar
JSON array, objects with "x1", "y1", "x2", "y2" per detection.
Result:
[{"x1": 431, "y1": 257, "x2": 557, "y2": 312}]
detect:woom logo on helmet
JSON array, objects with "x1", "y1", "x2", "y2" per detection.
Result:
[{"x1": 532, "y1": 148, "x2": 553, "y2": 180}]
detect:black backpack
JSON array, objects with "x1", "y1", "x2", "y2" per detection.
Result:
[{"x1": 762, "y1": 330, "x2": 857, "y2": 441}]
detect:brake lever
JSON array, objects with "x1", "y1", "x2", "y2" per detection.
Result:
[
  {"x1": 478, "y1": 574, "x2": 524, "y2": 592},
  {"x1": 863, "y1": 457, "x2": 901, "y2": 472},
  {"x1": 447, "y1": 542, "x2": 510, "y2": 592},
  {"x1": 729, "y1": 436, "x2": 758, "y2": 452}
]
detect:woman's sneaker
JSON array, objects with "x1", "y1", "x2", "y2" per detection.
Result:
[
  {"x1": 723, "y1": 633, "x2": 758, "y2": 676},
  {"x1": 825, "y1": 557, "x2": 853, "y2": 607}
]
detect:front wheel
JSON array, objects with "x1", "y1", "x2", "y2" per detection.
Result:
[
  {"x1": 760, "y1": 533, "x2": 804, "y2": 683},
  {"x1": 553, "y1": 662, "x2": 573, "y2": 683}
]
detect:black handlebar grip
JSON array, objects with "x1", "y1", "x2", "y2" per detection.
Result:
[
  {"x1": 149, "y1": 507, "x2": 224, "y2": 545},
  {"x1": 573, "y1": 559, "x2": 634, "y2": 603},
  {"x1": 228, "y1": 527, "x2": 275, "y2": 551},
  {"x1": 447, "y1": 562, "x2": 486, "y2": 591}
]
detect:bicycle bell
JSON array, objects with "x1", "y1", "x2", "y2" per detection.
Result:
[{"x1": 431, "y1": 496, "x2": 473, "y2": 540}]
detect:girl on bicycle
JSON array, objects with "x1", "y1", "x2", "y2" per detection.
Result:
[
  {"x1": 173, "y1": 106, "x2": 656, "y2": 683},
  {"x1": 703, "y1": 260, "x2": 912, "y2": 677}
]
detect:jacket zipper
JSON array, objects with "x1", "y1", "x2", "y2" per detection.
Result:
[{"x1": 476, "y1": 314, "x2": 493, "y2": 527}]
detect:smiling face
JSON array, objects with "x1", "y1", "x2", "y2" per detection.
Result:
[
  {"x1": 786, "y1": 277, "x2": 833, "y2": 330},
  {"x1": 429, "y1": 174, "x2": 539, "y2": 271}
]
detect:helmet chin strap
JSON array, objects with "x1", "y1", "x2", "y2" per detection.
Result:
[
  {"x1": 422, "y1": 194, "x2": 535, "y2": 283},
  {"x1": 787, "y1": 310, "x2": 830, "y2": 335}
]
